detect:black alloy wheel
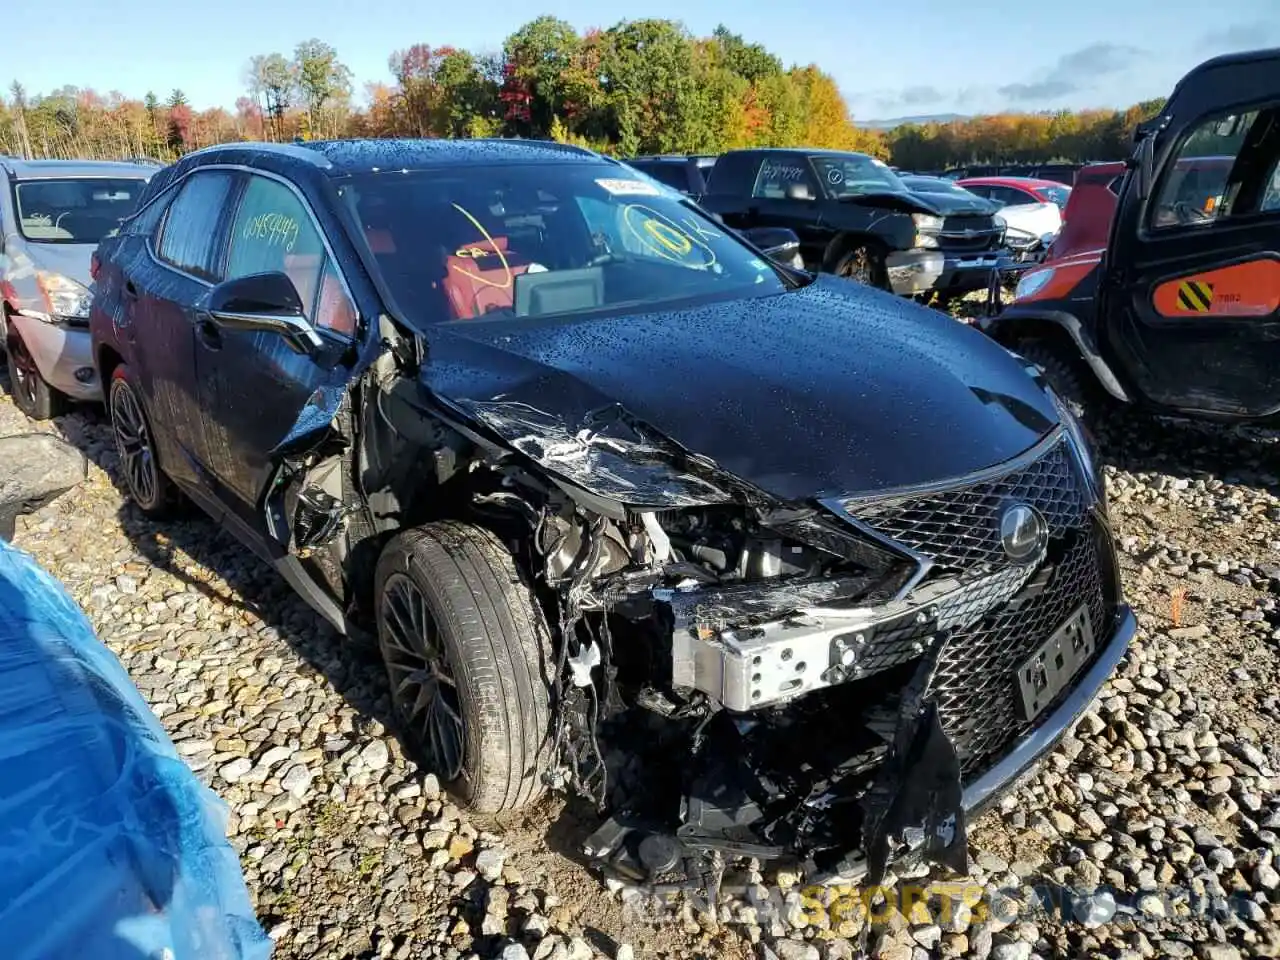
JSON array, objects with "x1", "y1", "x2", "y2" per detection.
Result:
[
  {"x1": 6, "y1": 333, "x2": 62, "y2": 420},
  {"x1": 108, "y1": 366, "x2": 179, "y2": 517},
  {"x1": 379, "y1": 572, "x2": 466, "y2": 781}
]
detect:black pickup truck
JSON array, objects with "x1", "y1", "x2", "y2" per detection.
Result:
[{"x1": 697, "y1": 148, "x2": 1013, "y2": 300}]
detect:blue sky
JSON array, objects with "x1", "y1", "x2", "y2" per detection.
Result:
[{"x1": 10, "y1": 0, "x2": 1280, "y2": 119}]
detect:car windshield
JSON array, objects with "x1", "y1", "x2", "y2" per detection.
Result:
[
  {"x1": 1036, "y1": 184, "x2": 1071, "y2": 209},
  {"x1": 903, "y1": 177, "x2": 969, "y2": 195},
  {"x1": 336, "y1": 163, "x2": 788, "y2": 326},
  {"x1": 810, "y1": 154, "x2": 909, "y2": 198},
  {"x1": 13, "y1": 178, "x2": 146, "y2": 243}
]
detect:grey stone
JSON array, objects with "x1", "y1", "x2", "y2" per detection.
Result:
[
  {"x1": 360, "y1": 740, "x2": 390, "y2": 770},
  {"x1": 910, "y1": 924, "x2": 941, "y2": 949},
  {"x1": 775, "y1": 941, "x2": 819, "y2": 960},
  {"x1": 991, "y1": 942, "x2": 1031, "y2": 960},
  {"x1": 280, "y1": 764, "x2": 313, "y2": 798},
  {"x1": 219, "y1": 757, "x2": 252, "y2": 783},
  {"x1": 1255, "y1": 863, "x2": 1280, "y2": 890},
  {"x1": 475, "y1": 848, "x2": 507, "y2": 882}
]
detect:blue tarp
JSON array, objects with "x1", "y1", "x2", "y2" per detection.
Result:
[{"x1": 0, "y1": 538, "x2": 272, "y2": 960}]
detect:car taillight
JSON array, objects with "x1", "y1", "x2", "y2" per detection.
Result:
[{"x1": 90, "y1": 252, "x2": 101, "y2": 282}]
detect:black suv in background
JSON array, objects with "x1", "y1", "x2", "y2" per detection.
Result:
[
  {"x1": 699, "y1": 148, "x2": 1012, "y2": 301},
  {"x1": 626, "y1": 154, "x2": 716, "y2": 196}
]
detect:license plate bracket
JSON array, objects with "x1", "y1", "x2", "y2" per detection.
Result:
[{"x1": 1015, "y1": 604, "x2": 1095, "y2": 721}]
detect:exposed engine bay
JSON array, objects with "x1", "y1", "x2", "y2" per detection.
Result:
[{"x1": 516, "y1": 493, "x2": 1016, "y2": 889}]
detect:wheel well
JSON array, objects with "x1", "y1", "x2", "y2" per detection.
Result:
[
  {"x1": 822, "y1": 232, "x2": 886, "y2": 272},
  {"x1": 97, "y1": 344, "x2": 123, "y2": 388},
  {"x1": 991, "y1": 316, "x2": 1099, "y2": 390}
]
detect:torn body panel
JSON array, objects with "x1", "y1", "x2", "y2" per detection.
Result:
[
  {"x1": 666, "y1": 561, "x2": 1036, "y2": 712},
  {"x1": 83, "y1": 140, "x2": 1136, "y2": 911},
  {"x1": 454, "y1": 398, "x2": 738, "y2": 509}
]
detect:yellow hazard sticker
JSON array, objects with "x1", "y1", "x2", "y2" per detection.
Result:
[{"x1": 1176, "y1": 279, "x2": 1214, "y2": 312}]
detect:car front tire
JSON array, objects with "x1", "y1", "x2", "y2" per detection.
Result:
[
  {"x1": 833, "y1": 242, "x2": 889, "y2": 290},
  {"x1": 6, "y1": 330, "x2": 65, "y2": 421},
  {"x1": 1014, "y1": 338, "x2": 1096, "y2": 421},
  {"x1": 374, "y1": 521, "x2": 552, "y2": 814}
]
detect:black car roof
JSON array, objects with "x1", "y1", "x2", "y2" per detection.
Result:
[
  {"x1": 172, "y1": 137, "x2": 612, "y2": 180},
  {"x1": 722, "y1": 147, "x2": 879, "y2": 161}
]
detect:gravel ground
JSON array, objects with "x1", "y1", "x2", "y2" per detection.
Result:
[{"x1": 3, "y1": 366, "x2": 1280, "y2": 960}]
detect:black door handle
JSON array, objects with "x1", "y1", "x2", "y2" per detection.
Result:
[
  {"x1": 123, "y1": 280, "x2": 138, "y2": 302},
  {"x1": 196, "y1": 315, "x2": 222, "y2": 350}
]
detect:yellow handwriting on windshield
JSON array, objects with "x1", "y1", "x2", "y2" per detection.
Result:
[
  {"x1": 448, "y1": 204, "x2": 512, "y2": 289},
  {"x1": 621, "y1": 204, "x2": 717, "y2": 268}
]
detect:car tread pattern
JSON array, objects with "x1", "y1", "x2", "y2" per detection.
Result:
[{"x1": 375, "y1": 521, "x2": 552, "y2": 813}]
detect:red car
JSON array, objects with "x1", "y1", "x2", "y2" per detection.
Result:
[{"x1": 957, "y1": 176, "x2": 1072, "y2": 210}]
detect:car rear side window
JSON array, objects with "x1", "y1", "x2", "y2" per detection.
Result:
[
  {"x1": 632, "y1": 162, "x2": 688, "y2": 191},
  {"x1": 156, "y1": 171, "x2": 235, "y2": 280},
  {"x1": 225, "y1": 175, "x2": 356, "y2": 336},
  {"x1": 990, "y1": 186, "x2": 1032, "y2": 207},
  {"x1": 704, "y1": 153, "x2": 758, "y2": 195},
  {"x1": 127, "y1": 187, "x2": 175, "y2": 237}
]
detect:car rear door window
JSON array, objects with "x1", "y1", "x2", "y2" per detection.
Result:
[
  {"x1": 704, "y1": 152, "x2": 759, "y2": 195},
  {"x1": 753, "y1": 157, "x2": 820, "y2": 200},
  {"x1": 990, "y1": 186, "x2": 1029, "y2": 207},
  {"x1": 225, "y1": 175, "x2": 356, "y2": 336},
  {"x1": 156, "y1": 171, "x2": 235, "y2": 280}
]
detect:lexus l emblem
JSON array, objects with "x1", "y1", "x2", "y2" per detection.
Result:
[{"x1": 999, "y1": 502, "x2": 1047, "y2": 562}]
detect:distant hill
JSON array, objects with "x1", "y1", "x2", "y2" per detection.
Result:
[{"x1": 861, "y1": 113, "x2": 969, "y2": 130}]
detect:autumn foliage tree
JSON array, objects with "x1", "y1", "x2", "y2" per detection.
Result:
[{"x1": 1, "y1": 18, "x2": 1164, "y2": 167}]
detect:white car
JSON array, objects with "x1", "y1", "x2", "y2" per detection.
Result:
[
  {"x1": 0, "y1": 159, "x2": 157, "y2": 419},
  {"x1": 992, "y1": 200, "x2": 1062, "y2": 253}
]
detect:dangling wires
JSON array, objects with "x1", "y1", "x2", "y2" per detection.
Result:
[{"x1": 547, "y1": 514, "x2": 609, "y2": 802}]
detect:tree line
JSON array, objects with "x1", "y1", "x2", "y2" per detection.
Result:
[{"x1": 0, "y1": 16, "x2": 1163, "y2": 170}]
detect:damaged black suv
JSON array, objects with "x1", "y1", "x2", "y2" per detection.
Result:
[{"x1": 89, "y1": 139, "x2": 1135, "y2": 885}]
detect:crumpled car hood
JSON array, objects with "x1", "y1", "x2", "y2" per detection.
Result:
[
  {"x1": 844, "y1": 190, "x2": 998, "y2": 218},
  {"x1": 905, "y1": 190, "x2": 1000, "y2": 217},
  {"x1": 422, "y1": 276, "x2": 1059, "y2": 503}
]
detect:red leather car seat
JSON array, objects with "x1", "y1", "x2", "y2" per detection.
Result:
[{"x1": 442, "y1": 235, "x2": 531, "y2": 319}]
